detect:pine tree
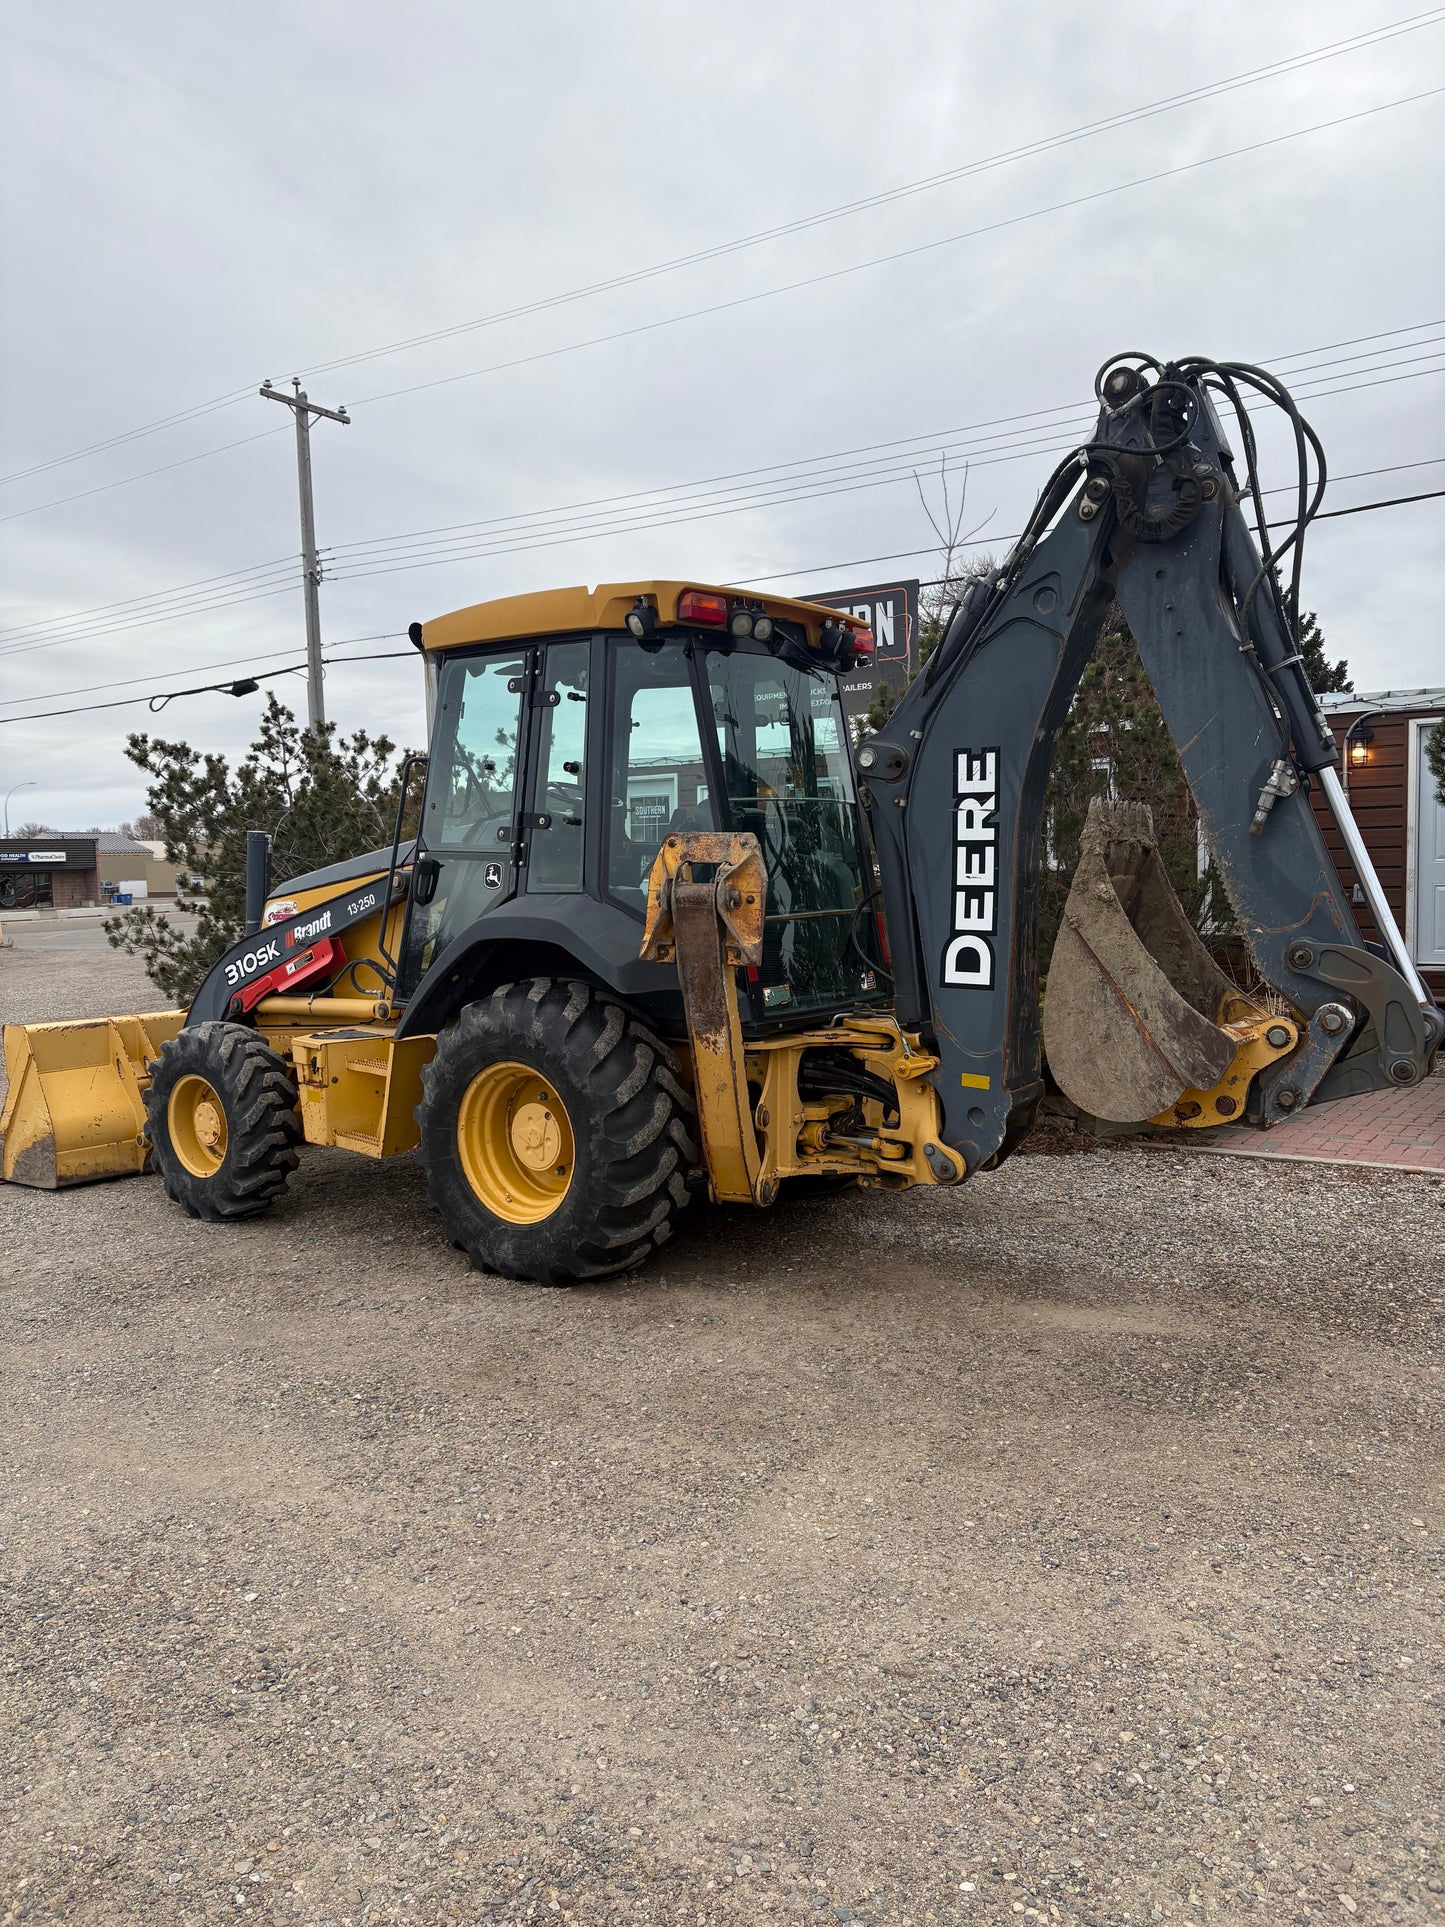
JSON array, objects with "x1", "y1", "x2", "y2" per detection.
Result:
[
  {"x1": 1427, "y1": 717, "x2": 1445, "y2": 807},
  {"x1": 1295, "y1": 610, "x2": 1352, "y2": 694},
  {"x1": 104, "y1": 694, "x2": 416, "y2": 1003},
  {"x1": 1038, "y1": 608, "x2": 1230, "y2": 975}
]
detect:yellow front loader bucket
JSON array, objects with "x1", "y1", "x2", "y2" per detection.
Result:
[
  {"x1": 0, "y1": 1011, "x2": 184, "y2": 1189},
  {"x1": 1043, "y1": 800, "x2": 1294, "y2": 1125}
]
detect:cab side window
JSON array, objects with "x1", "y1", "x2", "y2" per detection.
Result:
[
  {"x1": 605, "y1": 642, "x2": 716, "y2": 907},
  {"x1": 424, "y1": 653, "x2": 526, "y2": 850},
  {"x1": 527, "y1": 640, "x2": 589, "y2": 893}
]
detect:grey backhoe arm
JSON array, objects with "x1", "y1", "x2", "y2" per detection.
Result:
[{"x1": 860, "y1": 354, "x2": 1441, "y2": 1178}]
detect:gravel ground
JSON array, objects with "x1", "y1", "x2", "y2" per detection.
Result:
[{"x1": 1, "y1": 925, "x2": 1442, "y2": 1926}]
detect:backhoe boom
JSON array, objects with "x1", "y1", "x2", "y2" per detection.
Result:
[{"x1": 859, "y1": 355, "x2": 1440, "y2": 1176}]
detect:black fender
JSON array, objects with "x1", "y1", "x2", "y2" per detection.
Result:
[{"x1": 394, "y1": 895, "x2": 686, "y2": 1040}]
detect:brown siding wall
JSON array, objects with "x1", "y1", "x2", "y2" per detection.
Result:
[{"x1": 1310, "y1": 710, "x2": 1444, "y2": 995}]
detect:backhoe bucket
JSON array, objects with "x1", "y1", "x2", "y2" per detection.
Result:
[
  {"x1": 1043, "y1": 801, "x2": 1245, "y2": 1123},
  {"x1": 0, "y1": 1011, "x2": 184, "y2": 1189}
]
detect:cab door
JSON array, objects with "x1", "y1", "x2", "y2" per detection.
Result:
[{"x1": 397, "y1": 649, "x2": 530, "y2": 997}]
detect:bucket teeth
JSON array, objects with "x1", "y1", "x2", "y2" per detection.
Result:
[{"x1": 1043, "y1": 800, "x2": 1243, "y2": 1122}]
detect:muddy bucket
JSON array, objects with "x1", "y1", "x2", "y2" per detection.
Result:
[
  {"x1": 0, "y1": 1011, "x2": 184, "y2": 1188},
  {"x1": 1043, "y1": 800, "x2": 1251, "y2": 1123}
]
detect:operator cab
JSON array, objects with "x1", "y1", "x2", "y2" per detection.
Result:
[{"x1": 398, "y1": 580, "x2": 881, "y2": 1033}]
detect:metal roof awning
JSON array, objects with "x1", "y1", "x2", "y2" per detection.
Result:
[{"x1": 1319, "y1": 687, "x2": 1445, "y2": 714}]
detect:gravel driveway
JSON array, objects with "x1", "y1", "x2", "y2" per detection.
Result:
[{"x1": 1, "y1": 925, "x2": 1441, "y2": 1925}]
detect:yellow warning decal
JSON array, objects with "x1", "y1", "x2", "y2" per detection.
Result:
[{"x1": 959, "y1": 1072, "x2": 991, "y2": 1090}]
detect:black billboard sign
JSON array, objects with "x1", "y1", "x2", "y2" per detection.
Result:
[
  {"x1": 0, "y1": 837, "x2": 96, "y2": 871},
  {"x1": 801, "y1": 578, "x2": 920, "y2": 724}
]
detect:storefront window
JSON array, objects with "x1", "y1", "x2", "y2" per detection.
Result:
[{"x1": 0, "y1": 870, "x2": 53, "y2": 910}]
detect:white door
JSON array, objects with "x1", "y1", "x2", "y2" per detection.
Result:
[{"x1": 1415, "y1": 719, "x2": 1445, "y2": 965}]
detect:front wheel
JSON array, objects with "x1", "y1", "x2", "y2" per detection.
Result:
[
  {"x1": 417, "y1": 979, "x2": 698, "y2": 1285},
  {"x1": 144, "y1": 1022, "x2": 302, "y2": 1220}
]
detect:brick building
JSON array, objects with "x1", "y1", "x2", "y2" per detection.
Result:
[
  {"x1": 0, "y1": 831, "x2": 181, "y2": 911},
  {"x1": 0, "y1": 837, "x2": 100, "y2": 910}
]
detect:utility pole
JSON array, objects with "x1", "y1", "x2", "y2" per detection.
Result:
[{"x1": 260, "y1": 378, "x2": 350, "y2": 732}]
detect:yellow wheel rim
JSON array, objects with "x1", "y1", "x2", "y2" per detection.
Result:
[
  {"x1": 456, "y1": 1061, "x2": 575, "y2": 1224},
  {"x1": 168, "y1": 1073, "x2": 229, "y2": 1178}
]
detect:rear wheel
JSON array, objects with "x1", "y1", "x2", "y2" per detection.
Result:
[
  {"x1": 417, "y1": 979, "x2": 698, "y2": 1285},
  {"x1": 145, "y1": 1022, "x2": 302, "y2": 1220}
]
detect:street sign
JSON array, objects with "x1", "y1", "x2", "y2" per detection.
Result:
[{"x1": 801, "y1": 579, "x2": 920, "y2": 725}]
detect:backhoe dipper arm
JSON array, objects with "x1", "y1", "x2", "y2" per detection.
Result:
[{"x1": 860, "y1": 355, "x2": 1440, "y2": 1177}]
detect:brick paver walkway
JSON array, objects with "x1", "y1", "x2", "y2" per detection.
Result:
[{"x1": 1182, "y1": 1072, "x2": 1445, "y2": 1174}]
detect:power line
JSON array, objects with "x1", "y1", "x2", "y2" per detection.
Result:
[
  {"x1": 0, "y1": 389, "x2": 263, "y2": 492},
  {"x1": 2, "y1": 351, "x2": 1441, "y2": 662},
  {"x1": 324, "y1": 353, "x2": 1445, "y2": 581},
  {"x1": 7, "y1": 81, "x2": 1443, "y2": 532},
  {"x1": 0, "y1": 575, "x2": 314, "y2": 663},
  {"x1": 319, "y1": 364, "x2": 1445, "y2": 588},
  {"x1": 3, "y1": 321, "x2": 1440, "y2": 648},
  {"x1": 0, "y1": 662, "x2": 307, "y2": 726},
  {"x1": 2, "y1": 488, "x2": 1438, "y2": 729},
  {"x1": 739, "y1": 487, "x2": 1445, "y2": 585},
  {"x1": 347, "y1": 87, "x2": 1445, "y2": 414},
  {"x1": 0, "y1": 635, "x2": 404, "y2": 716},
  {"x1": 296, "y1": 10, "x2": 1445, "y2": 385},
  {"x1": 1297, "y1": 486, "x2": 1445, "y2": 520},
  {"x1": 0, "y1": 427, "x2": 288, "y2": 527},
  {"x1": 325, "y1": 322, "x2": 1445, "y2": 561},
  {"x1": 7, "y1": 7, "x2": 1439, "y2": 495},
  {"x1": 0, "y1": 554, "x2": 302, "y2": 647}
]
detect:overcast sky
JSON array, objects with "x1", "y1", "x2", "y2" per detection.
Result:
[{"x1": 1, "y1": 0, "x2": 1442, "y2": 831}]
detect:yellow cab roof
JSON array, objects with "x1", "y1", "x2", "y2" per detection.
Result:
[{"x1": 416, "y1": 580, "x2": 867, "y2": 654}]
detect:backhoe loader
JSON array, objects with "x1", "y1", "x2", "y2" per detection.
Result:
[{"x1": 3, "y1": 353, "x2": 1438, "y2": 1283}]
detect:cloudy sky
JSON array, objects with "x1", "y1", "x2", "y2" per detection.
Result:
[{"x1": 1, "y1": 0, "x2": 1442, "y2": 830}]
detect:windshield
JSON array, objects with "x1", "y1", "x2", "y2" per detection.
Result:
[{"x1": 706, "y1": 647, "x2": 872, "y2": 1014}]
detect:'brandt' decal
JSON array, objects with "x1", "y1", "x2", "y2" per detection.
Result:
[
  {"x1": 941, "y1": 747, "x2": 999, "y2": 989},
  {"x1": 285, "y1": 907, "x2": 334, "y2": 948}
]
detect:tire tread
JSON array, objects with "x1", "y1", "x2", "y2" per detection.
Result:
[
  {"x1": 144, "y1": 1022, "x2": 302, "y2": 1223},
  {"x1": 416, "y1": 979, "x2": 698, "y2": 1285}
]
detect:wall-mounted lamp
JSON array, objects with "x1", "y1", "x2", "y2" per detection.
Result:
[{"x1": 1345, "y1": 720, "x2": 1374, "y2": 768}]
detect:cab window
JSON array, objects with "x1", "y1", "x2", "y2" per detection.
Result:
[
  {"x1": 527, "y1": 639, "x2": 589, "y2": 893},
  {"x1": 707, "y1": 648, "x2": 869, "y2": 1012},
  {"x1": 423, "y1": 653, "x2": 526, "y2": 851},
  {"x1": 605, "y1": 641, "x2": 716, "y2": 907}
]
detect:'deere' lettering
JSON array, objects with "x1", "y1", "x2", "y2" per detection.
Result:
[{"x1": 941, "y1": 747, "x2": 999, "y2": 989}]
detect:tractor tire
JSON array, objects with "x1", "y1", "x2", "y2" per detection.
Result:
[
  {"x1": 417, "y1": 979, "x2": 698, "y2": 1285},
  {"x1": 144, "y1": 1022, "x2": 303, "y2": 1221}
]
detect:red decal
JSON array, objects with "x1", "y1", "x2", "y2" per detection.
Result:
[{"x1": 229, "y1": 937, "x2": 344, "y2": 1015}]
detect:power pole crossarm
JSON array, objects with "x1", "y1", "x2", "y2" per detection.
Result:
[
  {"x1": 260, "y1": 379, "x2": 350, "y2": 732},
  {"x1": 261, "y1": 381, "x2": 349, "y2": 425}
]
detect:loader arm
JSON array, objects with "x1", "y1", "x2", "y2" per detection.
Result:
[{"x1": 860, "y1": 354, "x2": 1441, "y2": 1177}]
